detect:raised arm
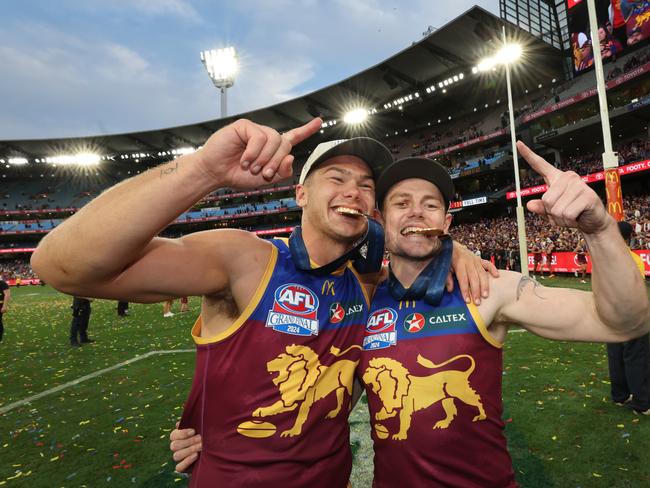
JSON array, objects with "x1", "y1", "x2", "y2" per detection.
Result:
[
  {"x1": 484, "y1": 142, "x2": 649, "y2": 342},
  {"x1": 31, "y1": 119, "x2": 322, "y2": 302}
]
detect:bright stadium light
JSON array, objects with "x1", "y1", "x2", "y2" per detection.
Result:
[
  {"x1": 477, "y1": 57, "x2": 497, "y2": 72},
  {"x1": 477, "y1": 43, "x2": 521, "y2": 72},
  {"x1": 45, "y1": 153, "x2": 101, "y2": 166},
  {"x1": 495, "y1": 43, "x2": 522, "y2": 64},
  {"x1": 76, "y1": 153, "x2": 101, "y2": 166},
  {"x1": 8, "y1": 157, "x2": 28, "y2": 165},
  {"x1": 343, "y1": 108, "x2": 369, "y2": 125},
  {"x1": 172, "y1": 147, "x2": 196, "y2": 156},
  {"x1": 201, "y1": 46, "x2": 239, "y2": 118}
]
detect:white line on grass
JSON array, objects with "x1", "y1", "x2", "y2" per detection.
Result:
[{"x1": 0, "y1": 349, "x2": 194, "y2": 415}]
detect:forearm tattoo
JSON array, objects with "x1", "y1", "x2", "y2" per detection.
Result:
[
  {"x1": 159, "y1": 161, "x2": 179, "y2": 178},
  {"x1": 516, "y1": 276, "x2": 546, "y2": 301}
]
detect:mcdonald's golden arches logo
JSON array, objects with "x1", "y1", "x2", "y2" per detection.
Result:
[
  {"x1": 321, "y1": 280, "x2": 336, "y2": 296},
  {"x1": 398, "y1": 300, "x2": 416, "y2": 310},
  {"x1": 607, "y1": 201, "x2": 622, "y2": 216}
]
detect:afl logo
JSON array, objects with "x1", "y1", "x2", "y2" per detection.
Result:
[
  {"x1": 366, "y1": 308, "x2": 398, "y2": 333},
  {"x1": 404, "y1": 313, "x2": 425, "y2": 333},
  {"x1": 274, "y1": 284, "x2": 319, "y2": 315}
]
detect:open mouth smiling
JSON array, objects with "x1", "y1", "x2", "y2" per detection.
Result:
[{"x1": 333, "y1": 206, "x2": 366, "y2": 218}]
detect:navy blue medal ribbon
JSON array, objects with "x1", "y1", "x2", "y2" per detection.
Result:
[
  {"x1": 289, "y1": 218, "x2": 384, "y2": 276},
  {"x1": 388, "y1": 237, "x2": 453, "y2": 306}
]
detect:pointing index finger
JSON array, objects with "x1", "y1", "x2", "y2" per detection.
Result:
[
  {"x1": 283, "y1": 118, "x2": 322, "y2": 146},
  {"x1": 516, "y1": 140, "x2": 561, "y2": 184}
]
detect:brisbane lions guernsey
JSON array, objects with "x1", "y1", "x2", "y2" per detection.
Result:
[
  {"x1": 359, "y1": 278, "x2": 517, "y2": 488},
  {"x1": 179, "y1": 238, "x2": 369, "y2": 488}
]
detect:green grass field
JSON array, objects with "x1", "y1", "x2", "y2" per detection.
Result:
[{"x1": 1, "y1": 278, "x2": 649, "y2": 487}]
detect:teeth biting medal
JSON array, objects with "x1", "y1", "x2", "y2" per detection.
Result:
[
  {"x1": 401, "y1": 227, "x2": 444, "y2": 236},
  {"x1": 334, "y1": 206, "x2": 368, "y2": 217}
]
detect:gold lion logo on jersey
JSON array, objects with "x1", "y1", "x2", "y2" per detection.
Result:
[
  {"x1": 241, "y1": 344, "x2": 360, "y2": 438},
  {"x1": 362, "y1": 354, "x2": 486, "y2": 440}
]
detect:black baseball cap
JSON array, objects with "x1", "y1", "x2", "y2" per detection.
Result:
[{"x1": 376, "y1": 157, "x2": 455, "y2": 210}]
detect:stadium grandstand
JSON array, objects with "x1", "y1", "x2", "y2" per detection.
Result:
[{"x1": 2, "y1": 6, "x2": 649, "y2": 284}]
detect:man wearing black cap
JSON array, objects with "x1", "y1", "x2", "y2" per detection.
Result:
[
  {"x1": 357, "y1": 143, "x2": 649, "y2": 487},
  {"x1": 32, "y1": 117, "x2": 489, "y2": 487},
  {"x1": 606, "y1": 220, "x2": 649, "y2": 415}
]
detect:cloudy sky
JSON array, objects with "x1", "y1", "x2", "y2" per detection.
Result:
[{"x1": 1, "y1": 0, "x2": 498, "y2": 140}]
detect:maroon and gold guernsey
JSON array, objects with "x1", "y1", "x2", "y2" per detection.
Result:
[
  {"x1": 179, "y1": 238, "x2": 370, "y2": 488},
  {"x1": 359, "y1": 278, "x2": 517, "y2": 488}
]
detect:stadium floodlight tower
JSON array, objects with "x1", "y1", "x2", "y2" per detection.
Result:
[
  {"x1": 200, "y1": 47, "x2": 238, "y2": 118},
  {"x1": 477, "y1": 27, "x2": 528, "y2": 276}
]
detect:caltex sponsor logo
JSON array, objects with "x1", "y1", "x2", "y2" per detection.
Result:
[
  {"x1": 404, "y1": 313, "x2": 425, "y2": 333},
  {"x1": 329, "y1": 302, "x2": 345, "y2": 324}
]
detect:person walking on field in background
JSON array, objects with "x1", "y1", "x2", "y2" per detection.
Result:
[
  {"x1": 163, "y1": 299, "x2": 174, "y2": 318},
  {"x1": 574, "y1": 238, "x2": 588, "y2": 283},
  {"x1": 31, "y1": 116, "x2": 492, "y2": 487},
  {"x1": 606, "y1": 220, "x2": 650, "y2": 415},
  {"x1": 180, "y1": 296, "x2": 189, "y2": 313},
  {"x1": 70, "y1": 296, "x2": 93, "y2": 347},
  {"x1": 117, "y1": 300, "x2": 129, "y2": 316},
  {"x1": 531, "y1": 240, "x2": 544, "y2": 278},
  {"x1": 544, "y1": 239, "x2": 555, "y2": 278},
  {"x1": 0, "y1": 272, "x2": 10, "y2": 343}
]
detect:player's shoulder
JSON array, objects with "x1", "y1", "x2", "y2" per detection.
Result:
[
  {"x1": 178, "y1": 229, "x2": 274, "y2": 272},
  {"x1": 182, "y1": 228, "x2": 271, "y2": 253},
  {"x1": 487, "y1": 269, "x2": 541, "y2": 301}
]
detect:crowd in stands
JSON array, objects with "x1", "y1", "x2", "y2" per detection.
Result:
[
  {"x1": 0, "y1": 196, "x2": 300, "y2": 234},
  {"x1": 607, "y1": 48, "x2": 650, "y2": 81},
  {"x1": 625, "y1": 194, "x2": 650, "y2": 249},
  {"x1": 410, "y1": 124, "x2": 497, "y2": 158},
  {"x1": 451, "y1": 194, "x2": 650, "y2": 259},
  {"x1": 515, "y1": 81, "x2": 573, "y2": 118},
  {"x1": 519, "y1": 139, "x2": 650, "y2": 188},
  {"x1": 0, "y1": 258, "x2": 39, "y2": 280}
]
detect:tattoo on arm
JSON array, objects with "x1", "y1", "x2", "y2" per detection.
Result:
[
  {"x1": 516, "y1": 276, "x2": 546, "y2": 301},
  {"x1": 159, "y1": 161, "x2": 179, "y2": 178}
]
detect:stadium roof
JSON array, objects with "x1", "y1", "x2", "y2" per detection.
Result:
[{"x1": 0, "y1": 6, "x2": 564, "y2": 161}]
